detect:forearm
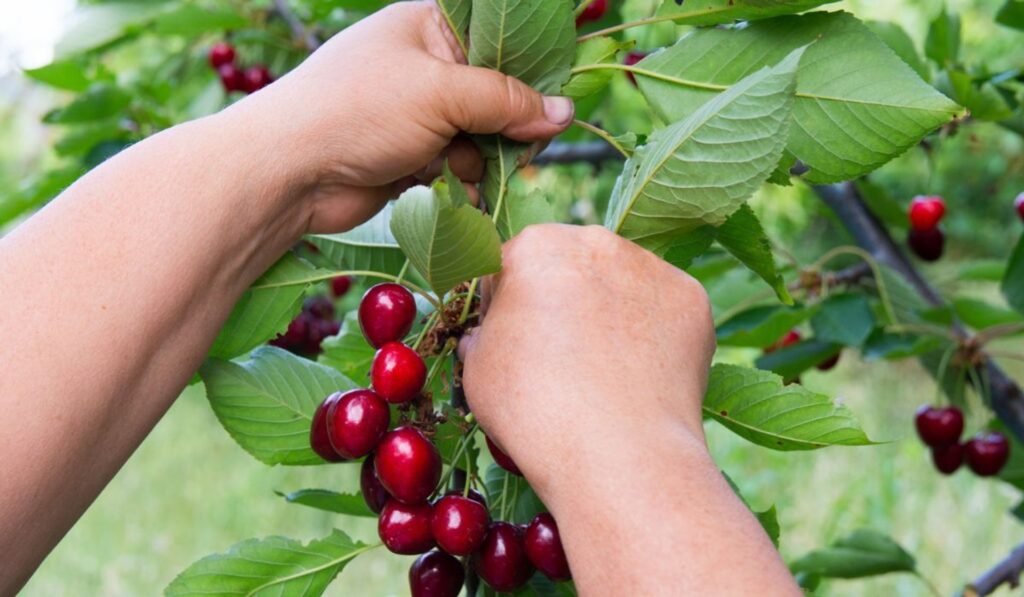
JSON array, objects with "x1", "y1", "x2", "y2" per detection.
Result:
[{"x1": 0, "y1": 99, "x2": 309, "y2": 591}]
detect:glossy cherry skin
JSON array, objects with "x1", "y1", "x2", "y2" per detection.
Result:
[
  {"x1": 330, "y1": 275, "x2": 353, "y2": 298},
  {"x1": 359, "y1": 283, "x2": 417, "y2": 348},
  {"x1": 931, "y1": 443, "x2": 964, "y2": 475},
  {"x1": 908, "y1": 227, "x2": 944, "y2": 262},
  {"x1": 375, "y1": 426, "x2": 442, "y2": 504},
  {"x1": 575, "y1": 0, "x2": 608, "y2": 26},
  {"x1": 965, "y1": 432, "x2": 1011, "y2": 476},
  {"x1": 817, "y1": 352, "x2": 841, "y2": 371},
  {"x1": 208, "y1": 42, "x2": 235, "y2": 68},
  {"x1": 371, "y1": 342, "x2": 427, "y2": 403},
  {"x1": 914, "y1": 405, "x2": 964, "y2": 447},
  {"x1": 765, "y1": 330, "x2": 801, "y2": 354},
  {"x1": 242, "y1": 65, "x2": 273, "y2": 94},
  {"x1": 379, "y1": 499, "x2": 436, "y2": 555},
  {"x1": 445, "y1": 488, "x2": 487, "y2": 508},
  {"x1": 623, "y1": 51, "x2": 648, "y2": 86},
  {"x1": 473, "y1": 522, "x2": 534, "y2": 592},
  {"x1": 486, "y1": 436, "x2": 523, "y2": 476},
  {"x1": 908, "y1": 196, "x2": 946, "y2": 231},
  {"x1": 431, "y1": 495, "x2": 490, "y2": 556},
  {"x1": 361, "y1": 456, "x2": 390, "y2": 514},
  {"x1": 525, "y1": 513, "x2": 572, "y2": 581},
  {"x1": 1016, "y1": 193, "x2": 1024, "y2": 222},
  {"x1": 217, "y1": 63, "x2": 246, "y2": 93},
  {"x1": 326, "y1": 389, "x2": 390, "y2": 460},
  {"x1": 309, "y1": 393, "x2": 345, "y2": 462},
  {"x1": 409, "y1": 550, "x2": 465, "y2": 597}
]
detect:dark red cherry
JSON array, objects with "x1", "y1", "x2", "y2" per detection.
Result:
[
  {"x1": 330, "y1": 276, "x2": 353, "y2": 298},
  {"x1": 304, "y1": 296, "x2": 335, "y2": 320},
  {"x1": 409, "y1": 550, "x2": 465, "y2": 597},
  {"x1": 908, "y1": 196, "x2": 946, "y2": 231},
  {"x1": 359, "y1": 283, "x2": 417, "y2": 348},
  {"x1": 486, "y1": 436, "x2": 523, "y2": 476},
  {"x1": 575, "y1": 0, "x2": 608, "y2": 26},
  {"x1": 270, "y1": 313, "x2": 309, "y2": 351},
  {"x1": 931, "y1": 443, "x2": 964, "y2": 475},
  {"x1": 310, "y1": 393, "x2": 344, "y2": 462},
  {"x1": 1015, "y1": 193, "x2": 1024, "y2": 222},
  {"x1": 445, "y1": 488, "x2": 487, "y2": 508},
  {"x1": 817, "y1": 352, "x2": 841, "y2": 371},
  {"x1": 914, "y1": 405, "x2": 964, "y2": 447},
  {"x1": 208, "y1": 42, "x2": 235, "y2": 68},
  {"x1": 375, "y1": 426, "x2": 442, "y2": 504},
  {"x1": 965, "y1": 432, "x2": 1011, "y2": 477},
  {"x1": 217, "y1": 63, "x2": 246, "y2": 93},
  {"x1": 525, "y1": 513, "x2": 572, "y2": 581},
  {"x1": 361, "y1": 456, "x2": 390, "y2": 514},
  {"x1": 379, "y1": 499, "x2": 436, "y2": 555},
  {"x1": 326, "y1": 389, "x2": 390, "y2": 460},
  {"x1": 765, "y1": 330, "x2": 801, "y2": 354},
  {"x1": 623, "y1": 51, "x2": 648, "y2": 86},
  {"x1": 242, "y1": 65, "x2": 273, "y2": 94},
  {"x1": 431, "y1": 495, "x2": 490, "y2": 556},
  {"x1": 908, "y1": 227, "x2": 944, "y2": 262},
  {"x1": 473, "y1": 522, "x2": 533, "y2": 592},
  {"x1": 371, "y1": 342, "x2": 427, "y2": 403}
]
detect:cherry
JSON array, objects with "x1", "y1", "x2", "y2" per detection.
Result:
[
  {"x1": 359, "y1": 283, "x2": 417, "y2": 348},
  {"x1": 486, "y1": 436, "x2": 523, "y2": 476},
  {"x1": 361, "y1": 456, "x2": 390, "y2": 514},
  {"x1": 242, "y1": 65, "x2": 273, "y2": 94},
  {"x1": 908, "y1": 196, "x2": 946, "y2": 231},
  {"x1": 1016, "y1": 193, "x2": 1024, "y2": 222},
  {"x1": 817, "y1": 352, "x2": 841, "y2": 371},
  {"x1": 473, "y1": 522, "x2": 534, "y2": 592},
  {"x1": 330, "y1": 276, "x2": 353, "y2": 298},
  {"x1": 965, "y1": 432, "x2": 1011, "y2": 476},
  {"x1": 270, "y1": 314, "x2": 309, "y2": 351},
  {"x1": 217, "y1": 63, "x2": 246, "y2": 93},
  {"x1": 765, "y1": 330, "x2": 801, "y2": 354},
  {"x1": 623, "y1": 51, "x2": 648, "y2": 86},
  {"x1": 914, "y1": 405, "x2": 964, "y2": 447},
  {"x1": 908, "y1": 227, "x2": 944, "y2": 262},
  {"x1": 445, "y1": 488, "x2": 487, "y2": 508},
  {"x1": 371, "y1": 342, "x2": 427, "y2": 403},
  {"x1": 375, "y1": 426, "x2": 442, "y2": 504},
  {"x1": 409, "y1": 550, "x2": 465, "y2": 597},
  {"x1": 326, "y1": 389, "x2": 390, "y2": 460},
  {"x1": 575, "y1": 0, "x2": 608, "y2": 26},
  {"x1": 208, "y1": 42, "x2": 235, "y2": 69},
  {"x1": 305, "y1": 296, "x2": 335, "y2": 320},
  {"x1": 431, "y1": 495, "x2": 490, "y2": 556},
  {"x1": 310, "y1": 393, "x2": 345, "y2": 462},
  {"x1": 931, "y1": 443, "x2": 964, "y2": 475},
  {"x1": 525, "y1": 513, "x2": 572, "y2": 582},
  {"x1": 379, "y1": 499, "x2": 436, "y2": 555}
]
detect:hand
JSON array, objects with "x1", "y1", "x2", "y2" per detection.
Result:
[{"x1": 232, "y1": 0, "x2": 575, "y2": 234}]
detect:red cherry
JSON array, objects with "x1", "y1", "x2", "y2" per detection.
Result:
[
  {"x1": 445, "y1": 488, "x2": 487, "y2": 508},
  {"x1": 908, "y1": 227, "x2": 944, "y2": 262},
  {"x1": 379, "y1": 499, "x2": 436, "y2": 555},
  {"x1": 525, "y1": 513, "x2": 572, "y2": 581},
  {"x1": 931, "y1": 443, "x2": 964, "y2": 475},
  {"x1": 361, "y1": 456, "x2": 390, "y2": 514},
  {"x1": 575, "y1": 0, "x2": 608, "y2": 26},
  {"x1": 486, "y1": 436, "x2": 522, "y2": 476},
  {"x1": 359, "y1": 283, "x2": 417, "y2": 348},
  {"x1": 409, "y1": 550, "x2": 465, "y2": 597},
  {"x1": 965, "y1": 432, "x2": 1011, "y2": 476},
  {"x1": 1015, "y1": 193, "x2": 1024, "y2": 222},
  {"x1": 269, "y1": 313, "x2": 309, "y2": 351},
  {"x1": 908, "y1": 196, "x2": 946, "y2": 231},
  {"x1": 330, "y1": 276, "x2": 353, "y2": 298},
  {"x1": 817, "y1": 352, "x2": 841, "y2": 371},
  {"x1": 304, "y1": 296, "x2": 335, "y2": 320},
  {"x1": 371, "y1": 342, "x2": 427, "y2": 403},
  {"x1": 473, "y1": 522, "x2": 534, "y2": 592},
  {"x1": 325, "y1": 389, "x2": 390, "y2": 460},
  {"x1": 242, "y1": 65, "x2": 274, "y2": 94},
  {"x1": 375, "y1": 426, "x2": 442, "y2": 504},
  {"x1": 431, "y1": 495, "x2": 490, "y2": 556},
  {"x1": 217, "y1": 63, "x2": 246, "y2": 93},
  {"x1": 310, "y1": 393, "x2": 344, "y2": 462},
  {"x1": 914, "y1": 405, "x2": 964, "y2": 447},
  {"x1": 765, "y1": 330, "x2": 801, "y2": 354},
  {"x1": 623, "y1": 51, "x2": 648, "y2": 86},
  {"x1": 208, "y1": 42, "x2": 236, "y2": 69}
]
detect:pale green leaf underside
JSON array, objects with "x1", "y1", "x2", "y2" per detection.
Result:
[
  {"x1": 655, "y1": 0, "x2": 838, "y2": 26},
  {"x1": 605, "y1": 48, "x2": 801, "y2": 252},
  {"x1": 165, "y1": 529, "x2": 372, "y2": 596},
  {"x1": 317, "y1": 312, "x2": 376, "y2": 383},
  {"x1": 309, "y1": 203, "x2": 405, "y2": 276},
  {"x1": 563, "y1": 37, "x2": 632, "y2": 100},
  {"x1": 201, "y1": 347, "x2": 356, "y2": 466},
  {"x1": 637, "y1": 12, "x2": 963, "y2": 184},
  {"x1": 496, "y1": 190, "x2": 559, "y2": 240},
  {"x1": 704, "y1": 364, "x2": 874, "y2": 450},
  {"x1": 437, "y1": 0, "x2": 471, "y2": 52}
]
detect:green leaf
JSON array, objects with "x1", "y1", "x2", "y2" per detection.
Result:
[
  {"x1": 755, "y1": 338, "x2": 843, "y2": 380},
  {"x1": 166, "y1": 529, "x2": 373, "y2": 596},
  {"x1": 308, "y1": 203, "x2": 406, "y2": 276},
  {"x1": 924, "y1": 10, "x2": 960, "y2": 66},
  {"x1": 958, "y1": 259, "x2": 1006, "y2": 282},
  {"x1": 435, "y1": 413, "x2": 480, "y2": 472},
  {"x1": 997, "y1": 0, "x2": 1024, "y2": 30},
  {"x1": 210, "y1": 253, "x2": 323, "y2": 360},
  {"x1": 605, "y1": 48, "x2": 802, "y2": 252},
  {"x1": 318, "y1": 313, "x2": 376, "y2": 384},
  {"x1": 468, "y1": 0, "x2": 576, "y2": 95},
  {"x1": 276, "y1": 489, "x2": 376, "y2": 517},
  {"x1": 437, "y1": 0, "x2": 471, "y2": 53},
  {"x1": 810, "y1": 294, "x2": 875, "y2": 347},
  {"x1": 953, "y1": 297, "x2": 1024, "y2": 331},
  {"x1": 54, "y1": 120, "x2": 130, "y2": 157},
  {"x1": 154, "y1": 4, "x2": 248, "y2": 36},
  {"x1": 716, "y1": 204, "x2": 792, "y2": 304},
  {"x1": 865, "y1": 21, "x2": 930, "y2": 82},
  {"x1": 704, "y1": 364, "x2": 875, "y2": 450},
  {"x1": 22, "y1": 60, "x2": 91, "y2": 92},
  {"x1": 723, "y1": 472, "x2": 781, "y2": 547},
  {"x1": 563, "y1": 37, "x2": 634, "y2": 100},
  {"x1": 478, "y1": 135, "x2": 530, "y2": 232},
  {"x1": 483, "y1": 464, "x2": 547, "y2": 524},
  {"x1": 663, "y1": 226, "x2": 718, "y2": 270},
  {"x1": 942, "y1": 70, "x2": 1014, "y2": 121},
  {"x1": 790, "y1": 529, "x2": 916, "y2": 578},
  {"x1": 716, "y1": 305, "x2": 817, "y2": 348},
  {"x1": 654, "y1": 0, "x2": 838, "y2": 27},
  {"x1": 1001, "y1": 235, "x2": 1024, "y2": 316},
  {"x1": 636, "y1": 12, "x2": 963, "y2": 184},
  {"x1": 56, "y1": 2, "x2": 168, "y2": 58},
  {"x1": 390, "y1": 186, "x2": 502, "y2": 297},
  {"x1": 496, "y1": 190, "x2": 559, "y2": 239},
  {"x1": 861, "y1": 331, "x2": 943, "y2": 360},
  {"x1": 201, "y1": 347, "x2": 357, "y2": 466},
  {"x1": 43, "y1": 83, "x2": 131, "y2": 124}
]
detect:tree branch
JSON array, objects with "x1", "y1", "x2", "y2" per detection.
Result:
[
  {"x1": 964, "y1": 543, "x2": 1024, "y2": 596},
  {"x1": 533, "y1": 141, "x2": 624, "y2": 166},
  {"x1": 271, "y1": 0, "x2": 321, "y2": 51}
]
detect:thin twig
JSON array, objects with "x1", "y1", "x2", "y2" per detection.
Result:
[{"x1": 271, "y1": 0, "x2": 321, "y2": 51}]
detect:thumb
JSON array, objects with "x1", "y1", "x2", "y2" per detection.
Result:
[{"x1": 439, "y1": 64, "x2": 575, "y2": 142}]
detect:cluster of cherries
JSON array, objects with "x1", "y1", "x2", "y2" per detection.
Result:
[
  {"x1": 269, "y1": 276, "x2": 352, "y2": 356},
  {"x1": 906, "y1": 196, "x2": 946, "y2": 262},
  {"x1": 915, "y1": 405, "x2": 1011, "y2": 476},
  {"x1": 308, "y1": 283, "x2": 572, "y2": 595},
  {"x1": 207, "y1": 41, "x2": 274, "y2": 95},
  {"x1": 764, "y1": 329, "x2": 841, "y2": 373}
]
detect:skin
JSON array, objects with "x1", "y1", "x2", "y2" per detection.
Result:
[{"x1": 0, "y1": 1, "x2": 797, "y2": 594}]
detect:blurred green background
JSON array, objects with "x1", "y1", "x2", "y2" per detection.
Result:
[{"x1": 3, "y1": 0, "x2": 1024, "y2": 595}]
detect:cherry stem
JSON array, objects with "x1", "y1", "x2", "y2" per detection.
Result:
[
  {"x1": 572, "y1": 119, "x2": 632, "y2": 159},
  {"x1": 412, "y1": 311, "x2": 440, "y2": 352},
  {"x1": 809, "y1": 246, "x2": 899, "y2": 326},
  {"x1": 574, "y1": 0, "x2": 598, "y2": 18},
  {"x1": 577, "y1": 13, "x2": 683, "y2": 42},
  {"x1": 459, "y1": 278, "x2": 481, "y2": 325}
]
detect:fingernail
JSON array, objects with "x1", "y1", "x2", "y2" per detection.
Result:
[{"x1": 543, "y1": 96, "x2": 574, "y2": 125}]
